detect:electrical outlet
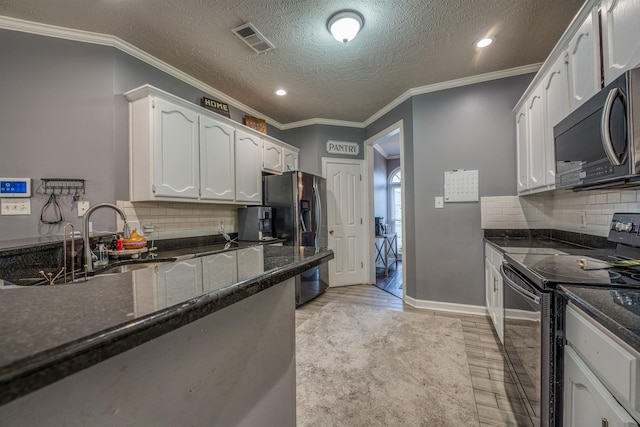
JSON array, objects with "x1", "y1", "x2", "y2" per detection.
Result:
[
  {"x1": 435, "y1": 196, "x2": 444, "y2": 209},
  {"x1": 77, "y1": 201, "x2": 90, "y2": 217},
  {"x1": 580, "y1": 211, "x2": 587, "y2": 228}
]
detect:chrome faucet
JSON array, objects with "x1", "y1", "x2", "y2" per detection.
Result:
[{"x1": 83, "y1": 203, "x2": 127, "y2": 273}]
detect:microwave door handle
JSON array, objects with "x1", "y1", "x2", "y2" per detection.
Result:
[
  {"x1": 500, "y1": 264, "x2": 541, "y2": 305},
  {"x1": 600, "y1": 87, "x2": 628, "y2": 166}
]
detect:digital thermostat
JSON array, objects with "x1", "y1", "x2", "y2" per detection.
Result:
[{"x1": 0, "y1": 178, "x2": 32, "y2": 198}]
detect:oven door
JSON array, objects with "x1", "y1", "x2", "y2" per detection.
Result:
[{"x1": 501, "y1": 263, "x2": 555, "y2": 427}]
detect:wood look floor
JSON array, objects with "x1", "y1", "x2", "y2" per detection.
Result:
[{"x1": 296, "y1": 284, "x2": 533, "y2": 427}]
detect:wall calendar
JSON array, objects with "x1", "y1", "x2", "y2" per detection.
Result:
[{"x1": 444, "y1": 169, "x2": 479, "y2": 202}]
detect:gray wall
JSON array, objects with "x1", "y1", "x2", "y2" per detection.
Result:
[
  {"x1": 0, "y1": 30, "x2": 274, "y2": 241},
  {"x1": 281, "y1": 125, "x2": 365, "y2": 176},
  {"x1": 373, "y1": 150, "x2": 388, "y2": 220},
  {"x1": 387, "y1": 158, "x2": 400, "y2": 174},
  {"x1": 365, "y1": 75, "x2": 531, "y2": 306}
]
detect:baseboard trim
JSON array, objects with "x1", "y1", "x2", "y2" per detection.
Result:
[{"x1": 404, "y1": 295, "x2": 488, "y2": 316}]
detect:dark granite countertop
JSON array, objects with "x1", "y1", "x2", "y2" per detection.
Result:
[
  {"x1": 558, "y1": 285, "x2": 640, "y2": 354},
  {"x1": 0, "y1": 244, "x2": 333, "y2": 406}
]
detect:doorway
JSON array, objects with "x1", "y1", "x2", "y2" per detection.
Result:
[{"x1": 365, "y1": 121, "x2": 405, "y2": 300}]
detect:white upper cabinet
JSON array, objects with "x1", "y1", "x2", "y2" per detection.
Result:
[
  {"x1": 601, "y1": 0, "x2": 640, "y2": 84},
  {"x1": 543, "y1": 54, "x2": 570, "y2": 186},
  {"x1": 235, "y1": 129, "x2": 263, "y2": 204},
  {"x1": 566, "y1": 7, "x2": 601, "y2": 112},
  {"x1": 200, "y1": 115, "x2": 235, "y2": 202},
  {"x1": 283, "y1": 147, "x2": 299, "y2": 172},
  {"x1": 516, "y1": 105, "x2": 529, "y2": 193},
  {"x1": 527, "y1": 84, "x2": 546, "y2": 189},
  {"x1": 152, "y1": 97, "x2": 200, "y2": 199},
  {"x1": 262, "y1": 139, "x2": 283, "y2": 174},
  {"x1": 126, "y1": 85, "x2": 298, "y2": 205}
]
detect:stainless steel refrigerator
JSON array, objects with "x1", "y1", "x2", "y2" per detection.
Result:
[{"x1": 264, "y1": 171, "x2": 328, "y2": 306}]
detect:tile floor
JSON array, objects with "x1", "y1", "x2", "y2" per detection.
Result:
[{"x1": 296, "y1": 284, "x2": 533, "y2": 427}]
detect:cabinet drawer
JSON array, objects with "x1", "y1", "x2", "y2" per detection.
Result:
[{"x1": 566, "y1": 304, "x2": 640, "y2": 412}]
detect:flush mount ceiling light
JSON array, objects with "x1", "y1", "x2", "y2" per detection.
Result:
[
  {"x1": 328, "y1": 11, "x2": 364, "y2": 44},
  {"x1": 474, "y1": 36, "x2": 495, "y2": 48},
  {"x1": 275, "y1": 89, "x2": 287, "y2": 96}
]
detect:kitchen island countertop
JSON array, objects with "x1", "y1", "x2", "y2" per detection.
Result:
[{"x1": 0, "y1": 244, "x2": 333, "y2": 406}]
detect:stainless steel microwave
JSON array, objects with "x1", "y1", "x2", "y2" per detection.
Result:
[{"x1": 554, "y1": 67, "x2": 640, "y2": 190}]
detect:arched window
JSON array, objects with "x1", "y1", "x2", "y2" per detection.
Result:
[{"x1": 388, "y1": 168, "x2": 402, "y2": 254}]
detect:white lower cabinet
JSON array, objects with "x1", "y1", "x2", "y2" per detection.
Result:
[
  {"x1": 484, "y1": 244, "x2": 504, "y2": 344},
  {"x1": 564, "y1": 305, "x2": 640, "y2": 426},
  {"x1": 564, "y1": 346, "x2": 639, "y2": 427}
]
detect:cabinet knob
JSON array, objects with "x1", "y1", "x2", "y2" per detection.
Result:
[
  {"x1": 602, "y1": 418, "x2": 609, "y2": 427},
  {"x1": 329, "y1": 230, "x2": 334, "y2": 235}
]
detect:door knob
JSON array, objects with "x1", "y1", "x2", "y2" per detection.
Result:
[{"x1": 329, "y1": 230, "x2": 334, "y2": 235}]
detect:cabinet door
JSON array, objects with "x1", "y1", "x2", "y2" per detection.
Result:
[
  {"x1": 543, "y1": 54, "x2": 569, "y2": 186},
  {"x1": 516, "y1": 105, "x2": 529, "y2": 193},
  {"x1": 201, "y1": 251, "x2": 238, "y2": 293},
  {"x1": 156, "y1": 259, "x2": 203, "y2": 308},
  {"x1": 485, "y1": 257, "x2": 493, "y2": 314},
  {"x1": 564, "y1": 346, "x2": 639, "y2": 427},
  {"x1": 527, "y1": 85, "x2": 545, "y2": 189},
  {"x1": 567, "y1": 8, "x2": 601, "y2": 112},
  {"x1": 263, "y1": 140, "x2": 283, "y2": 174},
  {"x1": 283, "y1": 148, "x2": 298, "y2": 172},
  {"x1": 235, "y1": 130, "x2": 262, "y2": 204},
  {"x1": 601, "y1": 0, "x2": 640, "y2": 85},
  {"x1": 200, "y1": 116, "x2": 235, "y2": 201},
  {"x1": 153, "y1": 98, "x2": 200, "y2": 199},
  {"x1": 490, "y1": 263, "x2": 504, "y2": 344},
  {"x1": 237, "y1": 246, "x2": 264, "y2": 281}
]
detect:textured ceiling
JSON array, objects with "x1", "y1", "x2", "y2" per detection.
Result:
[{"x1": 0, "y1": 0, "x2": 584, "y2": 126}]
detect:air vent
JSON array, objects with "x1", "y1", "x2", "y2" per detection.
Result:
[{"x1": 231, "y1": 23, "x2": 275, "y2": 54}]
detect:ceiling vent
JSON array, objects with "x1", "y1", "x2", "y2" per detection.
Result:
[{"x1": 231, "y1": 23, "x2": 275, "y2": 54}]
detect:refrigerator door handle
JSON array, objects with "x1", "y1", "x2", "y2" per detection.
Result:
[{"x1": 313, "y1": 180, "x2": 321, "y2": 247}]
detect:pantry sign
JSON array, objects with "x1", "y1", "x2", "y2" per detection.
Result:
[{"x1": 326, "y1": 140, "x2": 360, "y2": 156}]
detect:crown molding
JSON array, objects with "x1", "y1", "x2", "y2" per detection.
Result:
[
  {"x1": 1, "y1": 15, "x2": 542, "y2": 132},
  {"x1": 373, "y1": 144, "x2": 390, "y2": 159},
  {"x1": 0, "y1": 15, "x2": 285, "y2": 130},
  {"x1": 362, "y1": 63, "x2": 542, "y2": 128}
]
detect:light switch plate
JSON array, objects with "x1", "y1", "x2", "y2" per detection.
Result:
[
  {"x1": 435, "y1": 196, "x2": 444, "y2": 209},
  {"x1": 77, "y1": 201, "x2": 90, "y2": 217},
  {"x1": 1, "y1": 198, "x2": 31, "y2": 215}
]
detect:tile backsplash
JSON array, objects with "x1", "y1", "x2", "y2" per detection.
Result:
[
  {"x1": 481, "y1": 189, "x2": 640, "y2": 236},
  {"x1": 116, "y1": 201, "x2": 237, "y2": 240}
]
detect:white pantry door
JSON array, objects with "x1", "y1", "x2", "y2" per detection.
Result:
[{"x1": 323, "y1": 158, "x2": 366, "y2": 287}]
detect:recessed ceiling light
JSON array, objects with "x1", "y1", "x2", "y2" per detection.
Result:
[
  {"x1": 275, "y1": 89, "x2": 287, "y2": 96},
  {"x1": 475, "y1": 37, "x2": 495, "y2": 48}
]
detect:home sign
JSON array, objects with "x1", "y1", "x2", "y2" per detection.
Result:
[{"x1": 201, "y1": 97, "x2": 230, "y2": 118}]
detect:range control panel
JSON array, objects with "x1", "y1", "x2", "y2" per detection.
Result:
[{"x1": 609, "y1": 213, "x2": 640, "y2": 247}]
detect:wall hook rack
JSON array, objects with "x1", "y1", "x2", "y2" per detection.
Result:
[{"x1": 40, "y1": 178, "x2": 86, "y2": 199}]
